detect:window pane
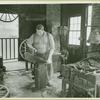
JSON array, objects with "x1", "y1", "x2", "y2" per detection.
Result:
[
  {"x1": 77, "y1": 17, "x2": 80, "y2": 23},
  {"x1": 86, "y1": 5, "x2": 92, "y2": 46},
  {"x1": 69, "y1": 16, "x2": 81, "y2": 45},
  {"x1": 70, "y1": 16, "x2": 81, "y2": 31},
  {"x1": 0, "y1": 13, "x2": 19, "y2": 38},
  {"x1": 87, "y1": 5, "x2": 92, "y2": 26},
  {"x1": 88, "y1": 5, "x2": 92, "y2": 16},
  {"x1": 69, "y1": 31, "x2": 80, "y2": 45},
  {"x1": 70, "y1": 25, "x2": 74, "y2": 30},
  {"x1": 86, "y1": 27, "x2": 91, "y2": 46},
  {"x1": 74, "y1": 17, "x2": 77, "y2": 23},
  {"x1": 87, "y1": 27, "x2": 91, "y2": 40},
  {"x1": 88, "y1": 16, "x2": 92, "y2": 25},
  {"x1": 77, "y1": 23, "x2": 81, "y2": 30}
]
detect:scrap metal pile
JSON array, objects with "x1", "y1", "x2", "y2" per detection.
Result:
[
  {"x1": 76, "y1": 56, "x2": 100, "y2": 73},
  {"x1": 66, "y1": 56, "x2": 100, "y2": 74},
  {"x1": 62, "y1": 56, "x2": 100, "y2": 97}
]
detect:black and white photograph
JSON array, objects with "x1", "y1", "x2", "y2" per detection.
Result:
[{"x1": 0, "y1": 3, "x2": 100, "y2": 98}]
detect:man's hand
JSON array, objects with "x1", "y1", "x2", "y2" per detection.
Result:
[
  {"x1": 28, "y1": 47, "x2": 37, "y2": 54},
  {"x1": 34, "y1": 48, "x2": 37, "y2": 53},
  {"x1": 32, "y1": 48, "x2": 37, "y2": 54},
  {"x1": 47, "y1": 57, "x2": 51, "y2": 64}
]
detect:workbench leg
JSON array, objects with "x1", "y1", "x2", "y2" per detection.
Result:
[
  {"x1": 94, "y1": 84, "x2": 97, "y2": 97},
  {"x1": 25, "y1": 61, "x2": 28, "y2": 71},
  {"x1": 30, "y1": 63, "x2": 33, "y2": 69},
  {"x1": 61, "y1": 77, "x2": 67, "y2": 97}
]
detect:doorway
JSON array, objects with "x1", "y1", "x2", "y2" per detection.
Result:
[{"x1": 67, "y1": 16, "x2": 83, "y2": 63}]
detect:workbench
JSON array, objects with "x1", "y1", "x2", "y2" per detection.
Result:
[{"x1": 62, "y1": 64, "x2": 100, "y2": 97}]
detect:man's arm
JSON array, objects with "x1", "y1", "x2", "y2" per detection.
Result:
[
  {"x1": 26, "y1": 35, "x2": 37, "y2": 53},
  {"x1": 26, "y1": 34, "x2": 33, "y2": 47},
  {"x1": 47, "y1": 34, "x2": 55, "y2": 63}
]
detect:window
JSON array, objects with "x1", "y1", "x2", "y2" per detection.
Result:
[
  {"x1": 0, "y1": 13, "x2": 19, "y2": 60},
  {"x1": 86, "y1": 5, "x2": 93, "y2": 45},
  {"x1": 69, "y1": 16, "x2": 81, "y2": 45},
  {"x1": 0, "y1": 13, "x2": 19, "y2": 38}
]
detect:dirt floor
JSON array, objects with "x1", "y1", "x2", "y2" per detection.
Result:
[{"x1": 3, "y1": 61, "x2": 62, "y2": 98}]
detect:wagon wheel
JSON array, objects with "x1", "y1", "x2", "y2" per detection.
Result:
[
  {"x1": 0, "y1": 85, "x2": 9, "y2": 98},
  {"x1": 19, "y1": 39, "x2": 28, "y2": 60},
  {"x1": 19, "y1": 39, "x2": 38, "y2": 62},
  {"x1": 19, "y1": 39, "x2": 47, "y2": 63}
]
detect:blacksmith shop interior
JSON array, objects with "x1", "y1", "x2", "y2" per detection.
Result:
[{"x1": 0, "y1": 4, "x2": 100, "y2": 98}]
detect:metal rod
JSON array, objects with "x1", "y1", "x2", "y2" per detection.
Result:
[
  {"x1": 14, "y1": 39, "x2": 15, "y2": 59},
  {"x1": 10, "y1": 39, "x2": 11, "y2": 59},
  {"x1": 6, "y1": 39, "x2": 7, "y2": 59}
]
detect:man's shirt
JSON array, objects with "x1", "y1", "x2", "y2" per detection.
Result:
[{"x1": 27, "y1": 31, "x2": 55, "y2": 54}]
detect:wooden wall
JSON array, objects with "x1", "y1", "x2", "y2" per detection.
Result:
[
  {"x1": 0, "y1": 4, "x2": 89, "y2": 64},
  {"x1": 18, "y1": 5, "x2": 46, "y2": 60},
  {"x1": 46, "y1": 4, "x2": 61, "y2": 53},
  {"x1": 46, "y1": 5, "x2": 61, "y2": 72},
  {"x1": 87, "y1": 4, "x2": 100, "y2": 56},
  {"x1": 92, "y1": 4, "x2": 100, "y2": 29},
  {"x1": 0, "y1": 4, "x2": 46, "y2": 60},
  {"x1": 61, "y1": 4, "x2": 87, "y2": 63}
]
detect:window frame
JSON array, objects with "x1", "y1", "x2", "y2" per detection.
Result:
[
  {"x1": 68, "y1": 15, "x2": 82, "y2": 46},
  {"x1": 86, "y1": 5, "x2": 93, "y2": 46}
]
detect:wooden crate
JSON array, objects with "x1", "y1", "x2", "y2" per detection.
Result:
[
  {"x1": 68, "y1": 69, "x2": 100, "y2": 97},
  {"x1": 62, "y1": 64, "x2": 100, "y2": 97}
]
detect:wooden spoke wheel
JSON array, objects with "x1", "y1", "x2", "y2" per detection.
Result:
[
  {"x1": 0, "y1": 85, "x2": 9, "y2": 98},
  {"x1": 19, "y1": 39, "x2": 28, "y2": 60},
  {"x1": 19, "y1": 39, "x2": 47, "y2": 63},
  {"x1": 0, "y1": 13, "x2": 18, "y2": 22}
]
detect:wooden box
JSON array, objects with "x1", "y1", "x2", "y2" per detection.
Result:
[
  {"x1": 69, "y1": 68, "x2": 100, "y2": 97},
  {"x1": 62, "y1": 64, "x2": 100, "y2": 97}
]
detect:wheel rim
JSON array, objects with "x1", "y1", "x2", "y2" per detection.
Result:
[
  {"x1": 0, "y1": 85, "x2": 9, "y2": 98},
  {"x1": 19, "y1": 39, "x2": 27, "y2": 60}
]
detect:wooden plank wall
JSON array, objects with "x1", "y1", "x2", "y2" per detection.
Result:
[
  {"x1": 61, "y1": 4, "x2": 87, "y2": 63},
  {"x1": 88, "y1": 4, "x2": 100, "y2": 53}
]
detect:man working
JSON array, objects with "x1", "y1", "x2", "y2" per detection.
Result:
[{"x1": 26, "y1": 24, "x2": 55, "y2": 86}]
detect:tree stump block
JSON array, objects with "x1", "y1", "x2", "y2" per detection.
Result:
[{"x1": 34, "y1": 63, "x2": 48, "y2": 90}]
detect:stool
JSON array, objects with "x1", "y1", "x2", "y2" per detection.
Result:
[{"x1": 34, "y1": 63, "x2": 48, "y2": 89}]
